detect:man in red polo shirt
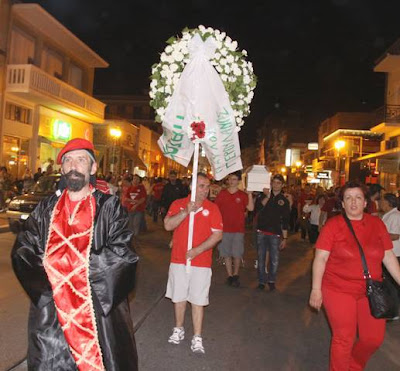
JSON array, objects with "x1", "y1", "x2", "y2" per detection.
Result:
[
  {"x1": 164, "y1": 173, "x2": 223, "y2": 354},
  {"x1": 215, "y1": 171, "x2": 254, "y2": 287},
  {"x1": 125, "y1": 174, "x2": 147, "y2": 237}
]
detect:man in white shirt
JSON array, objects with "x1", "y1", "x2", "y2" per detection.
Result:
[{"x1": 381, "y1": 193, "x2": 400, "y2": 259}]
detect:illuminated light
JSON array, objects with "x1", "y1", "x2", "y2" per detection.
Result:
[
  {"x1": 11, "y1": 147, "x2": 19, "y2": 152},
  {"x1": 281, "y1": 167, "x2": 286, "y2": 173},
  {"x1": 295, "y1": 161, "x2": 302, "y2": 167},
  {"x1": 285, "y1": 149, "x2": 292, "y2": 166},
  {"x1": 156, "y1": 155, "x2": 161, "y2": 161},
  {"x1": 8, "y1": 161, "x2": 16, "y2": 165},
  {"x1": 334, "y1": 140, "x2": 345, "y2": 150},
  {"x1": 53, "y1": 119, "x2": 72, "y2": 141},
  {"x1": 308, "y1": 142, "x2": 318, "y2": 150},
  {"x1": 110, "y1": 128, "x2": 122, "y2": 138}
]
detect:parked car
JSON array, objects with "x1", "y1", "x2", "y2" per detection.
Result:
[{"x1": 7, "y1": 174, "x2": 61, "y2": 234}]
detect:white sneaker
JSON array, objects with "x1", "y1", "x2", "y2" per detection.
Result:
[
  {"x1": 168, "y1": 327, "x2": 185, "y2": 344},
  {"x1": 191, "y1": 335, "x2": 205, "y2": 354}
]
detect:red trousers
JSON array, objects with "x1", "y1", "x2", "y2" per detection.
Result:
[{"x1": 322, "y1": 288, "x2": 386, "y2": 371}]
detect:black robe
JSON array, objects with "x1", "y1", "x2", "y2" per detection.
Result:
[{"x1": 11, "y1": 190, "x2": 139, "y2": 370}]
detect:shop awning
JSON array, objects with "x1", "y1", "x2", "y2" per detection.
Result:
[
  {"x1": 122, "y1": 148, "x2": 147, "y2": 170},
  {"x1": 353, "y1": 147, "x2": 400, "y2": 162}
]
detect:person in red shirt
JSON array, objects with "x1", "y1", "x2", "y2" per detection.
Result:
[
  {"x1": 164, "y1": 173, "x2": 223, "y2": 354},
  {"x1": 125, "y1": 174, "x2": 147, "y2": 238},
  {"x1": 309, "y1": 181, "x2": 400, "y2": 370},
  {"x1": 215, "y1": 171, "x2": 254, "y2": 287},
  {"x1": 150, "y1": 177, "x2": 164, "y2": 222}
]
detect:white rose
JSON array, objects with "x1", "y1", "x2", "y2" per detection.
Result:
[
  {"x1": 238, "y1": 94, "x2": 244, "y2": 99},
  {"x1": 219, "y1": 58, "x2": 227, "y2": 66},
  {"x1": 233, "y1": 68, "x2": 241, "y2": 76},
  {"x1": 220, "y1": 48, "x2": 228, "y2": 56},
  {"x1": 150, "y1": 80, "x2": 157, "y2": 88},
  {"x1": 149, "y1": 91, "x2": 155, "y2": 99},
  {"x1": 247, "y1": 61, "x2": 254, "y2": 72},
  {"x1": 224, "y1": 65, "x2": 231, "y2": 74},
  {"x1": 198, "y1": 25, "x2": 206, "y2": 32},
  {"x1": 230, "y1": 40, "x2": 238, "y2": 51},
  {"x1": 216, "y1": 34, "x2": 224, "y2": 42},
  {"x1": 221, "y1": 74, "x2": 228, "y2": 82},
  {"x1": 225, "y1": 36, "x2": 232, "y2": 44},
  {"x1": 216, "y1": 65, "x2": 223, "y2": 73},
  {"x1": 172, "y1": 51, "x2": 184, "y2": 62},
  {"x1": 160, "y1": 70, "x2": 167, "y2": 78},
  {"x1": 206, "y1": 27, "x2": 214, "y2": 33},
  {"x1": 238, "y1": 99, "x2": 244, "y2": 105},
  {"x1": 243, "y1": 75, "x2": 251, "y2": 84},
  {"x1": 214, "y1": 52, "x2": 221, "y2": 60},
  {"x1": 173, "y1": 75, "x2": 180, "y2": 85},
  {"x1": 229, "y1": 76, "x2": 236, "y2": 82},
  {"x1": 215, "y1": 40, "x2": 223, "y2": 49},
  {"x1": 249, "y1": 91, "x2": 254, "y2": 99},
  {"x1": 165, "y1": 45, "x2": 173, "y2": 54},
  {"x1": 157, "y1": 107, "x2": 165, "y2": 115},
  {"x1": 214, "y1": 29, "x2": 221, "y2": 36},
  {"x1": 165, "y1": 85, "x2": 171, "y2": 94},
  {"x1": 220, "y1": 32, "x2": 226, "y2": 39},
  {"x1": 242, "y1": 49, "x2": 248, "y2": 56},
  {"x1": 166, "y1": 55, "x2": 175, "y2": 64},
  {"x1": 182, "y1": 33, "x2": 191, "y2": 41},
  {"x1": 162, "y1": 64, "x2": 169, "y2": 71},
  {"x1": 170, "y1": 63, "x2": 178, "y2": 72},
  {"x1": 160, "y1": 53, "x2": 168, "y2": 62},
  {"x1": 165, "y1": 96, "x2": 171, "y2": 103},
  {"x1": 226, "y1": 55, "x2": 234, "y2": 63}
]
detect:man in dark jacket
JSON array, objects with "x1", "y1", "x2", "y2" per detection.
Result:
[
  {"x1": 255, "y1": 174, "x2": 290, "y2": 291},
  {"x1": 160, "y1": 170, "x2": 185, "y2": 217},
  {"x1": 11, "y1": 138, "x2": 139, "y2": 371}
]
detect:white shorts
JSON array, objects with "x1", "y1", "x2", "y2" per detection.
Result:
[{"x1": 166, "y1": 263, "x2": 212, "y2": 306}]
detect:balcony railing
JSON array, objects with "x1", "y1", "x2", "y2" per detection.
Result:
[
  {"x1": 6, "y1": 64, "x2": 105, "y2": 120},
  {"x1": 374, "y1": 104, "x2": 400, "y2": 125}
]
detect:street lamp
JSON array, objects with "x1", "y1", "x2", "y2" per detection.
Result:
[
  {"x1": 334, "y1": 140, "x2": 346, "y2": 186},
  {"x1": 110, "y1": 127, "x2": 122, "y2": 173}
]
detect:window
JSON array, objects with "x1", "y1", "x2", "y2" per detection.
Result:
[
  {"x1": 9, "y1": 27, "x2": 35, "y2": 64},
  {"x1": 42, "y1": 46, "x2": 63, "y2": 78},
  {"x1": 69, "y1": 63, "x2": 83, "y2": 90},
  {"x1": 3, "y1": 136, "x2": 30, "y2": 179},
  {"x1": 5, "y1": 102, "x2": 32, "y2": 124}
]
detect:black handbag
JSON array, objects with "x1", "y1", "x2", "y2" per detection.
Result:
[{"x1": 343, "y1": 215, "x2": 399, "y2": 319}]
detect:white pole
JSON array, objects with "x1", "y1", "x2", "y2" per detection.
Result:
[{"x1": 186, "y1": 141, "x2": 200, "y2": 273}]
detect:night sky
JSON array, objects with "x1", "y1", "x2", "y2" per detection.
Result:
[{"x1": 27, "y1": 0, "x2": 400, "y2": 145}]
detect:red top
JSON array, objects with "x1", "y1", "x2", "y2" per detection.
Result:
[
  {"x1": 124, "y1": 184, "x2": 147, "y2": 212},
  {"x1": 215, "y1": 189, "x2": 248, "y2": 233},
  {"x1": 152, "y1": 183, "x2": 164, "y2": 201},
  {"x1": 321, "y1": 197, "x2": 341, "y2": 219},
  {"x1": 168, "y1": 196, "x2": 223, "y2": 268},
  {"x1": 366, "y1": 200, "x2": 378, "y2": 214},
  {"x1": 316, "y1": 213, "x2": 392, "y2": 294}
]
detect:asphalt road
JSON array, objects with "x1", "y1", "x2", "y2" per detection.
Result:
[{"x1": 2, "y1": 221, "x2": 400, "y2": 370}]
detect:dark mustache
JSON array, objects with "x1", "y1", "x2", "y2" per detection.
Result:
[{"x1": 65, "y1": 170, "x2": 85, "y2": 179}]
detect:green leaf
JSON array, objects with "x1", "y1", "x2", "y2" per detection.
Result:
[{"x1": 166, "y1": 36, "x2": 176, "y2": 44}]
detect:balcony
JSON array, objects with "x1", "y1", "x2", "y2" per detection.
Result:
[
  {"x1": 373, "y1": 104, "x2": 400, "y2": 126},
  {"x1": 6, "y1": 64, "x2": 105, "y2": 123}
]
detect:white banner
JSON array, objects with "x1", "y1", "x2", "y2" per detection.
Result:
[{"x1": 158, "y1": 33, "x2": 242, "y2": 180}]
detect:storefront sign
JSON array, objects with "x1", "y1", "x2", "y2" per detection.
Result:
[
  {"x1": 308, "y1": 142, "x2": 318, "y2": 150},
  {"x1": 53, "y1": 119, "x2": 71, "y2": 141},
  {"x1": 317, "y1": 171, "x2": 330, "y2": 179}
]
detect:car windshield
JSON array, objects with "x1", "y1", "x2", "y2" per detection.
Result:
[{"x1": 31, "y1": 176, "x2": 59, "y2": 193}]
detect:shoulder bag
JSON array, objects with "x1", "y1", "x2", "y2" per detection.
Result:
[{"x1": 343, "y1": 214, "x2": 399, "y2": 319}]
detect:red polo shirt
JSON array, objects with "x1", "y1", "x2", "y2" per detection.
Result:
[
  {"x1": 167, "y1": 196, "x2": 223, "y2": 268},
  {"x1": 125, "y1": 184, "x2": 147, "y2": 212},
  {"x1": 215, "y1": 189, "x2": 248, "y2": 233},
  {"x1": 316, "y1": 213, "x2": 392, "y2": 294}
]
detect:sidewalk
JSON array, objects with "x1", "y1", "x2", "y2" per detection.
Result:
[{"x1": 0, "y1": 212, "x2": 9, "y2": 233}]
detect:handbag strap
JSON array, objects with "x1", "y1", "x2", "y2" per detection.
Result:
[{"x1": 342, "y1": 214, "x2": 371, "y2": 279}]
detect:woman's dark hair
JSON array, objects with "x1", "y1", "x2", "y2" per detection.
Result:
[
  {"x1": 383, "y1": 193, "x2": 398, "y2": 208},
  {"x1": 316, "y1": 194, "x2": 326, "y2": 204},
  {"x1": 339, "y1": 181, "x2": 368, "y2": 201}
]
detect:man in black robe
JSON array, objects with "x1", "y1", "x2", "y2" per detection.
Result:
[{"x1": 11, "y1": 138, "x2": 139, "y2": 370}]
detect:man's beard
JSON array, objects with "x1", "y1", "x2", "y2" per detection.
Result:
[{"x1": 65, "y1": 170, "x2": 87, "y2": 192}]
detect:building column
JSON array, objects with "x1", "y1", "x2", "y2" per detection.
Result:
[{"x1": 30, "y1": 105, "x2": 40, "y2": 172}]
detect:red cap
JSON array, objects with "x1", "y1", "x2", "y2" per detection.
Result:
[{"x1": 56, "y1": 138, "x2": 95, "y2": 165}]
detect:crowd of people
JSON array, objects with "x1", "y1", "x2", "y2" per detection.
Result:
[{"x1": 8, "y1": 137, "x2": 400, "y2": 370}]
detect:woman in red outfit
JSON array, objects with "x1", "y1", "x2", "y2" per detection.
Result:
[{"x1": 309, "y1": 181, "x2": 400, "y2": 371}]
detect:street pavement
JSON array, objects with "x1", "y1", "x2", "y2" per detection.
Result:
[{"x1": 1, "y1": 218, "x2": 400, "y2": 370}]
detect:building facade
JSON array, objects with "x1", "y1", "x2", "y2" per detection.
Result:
[{"x1": 0, "y1": 3, "x2": 107, "y2": 179}]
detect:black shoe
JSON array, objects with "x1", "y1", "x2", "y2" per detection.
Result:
[
  {"x1": 257, "y1": 284, "x2": 265, "y2": 290},
  {"x1": 268, "y1": 282, "x2": 276, "y2": 291},
  {"x1": 232, "y1": 275, "x2": 240, "y2": 288},
  {"x1": 226, "y1": 276, "x2": 234, "y2": 286}
]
